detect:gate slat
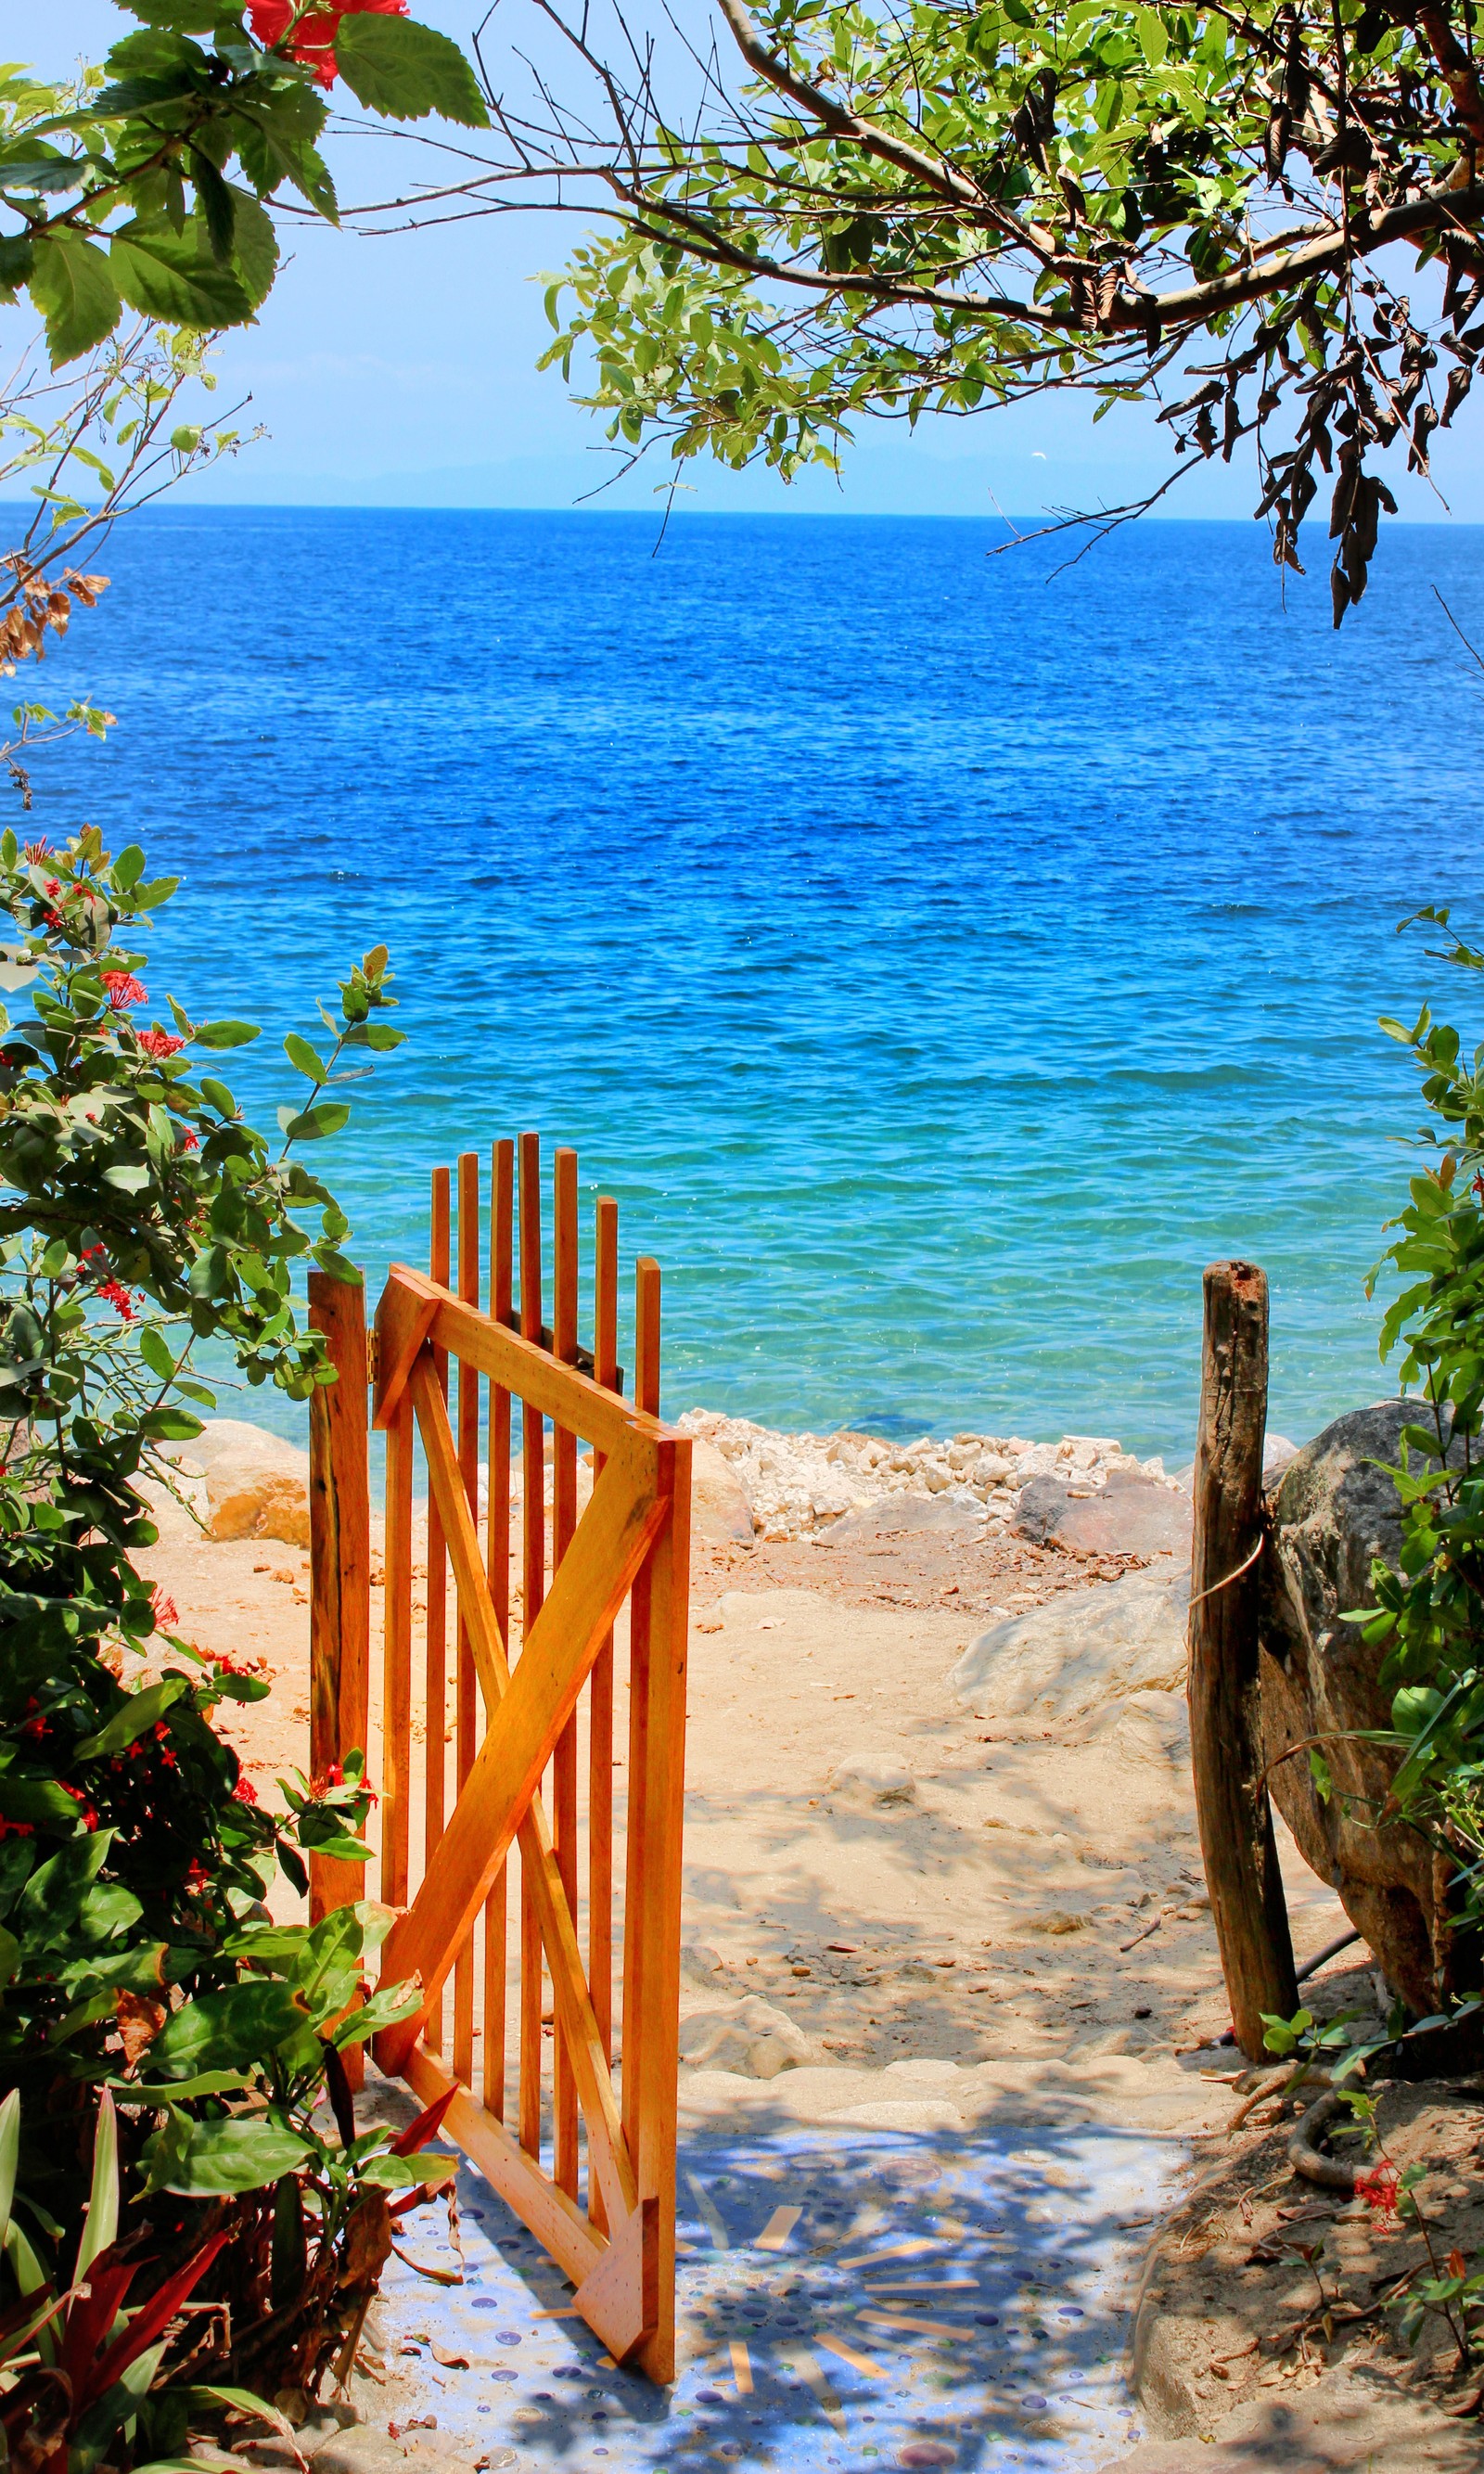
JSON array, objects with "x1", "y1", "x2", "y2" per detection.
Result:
[
  {"x1": 588, "y1": 1193, "x2": 619, "y2": 2234},
  {"x1": 425, "y1": 1168, "x2": 452, "y2": 2056},
  {"x1": 518, "y1": 1132, "x2": 544, "y2": 2162},
  {"x1": 454, "y1": 1148, "x2": 481, "y2": 2089},
  {"x1": 485, "y1": 1138, "x2": 515, "y2": 2121},
  {"x1": 552, "y1": 1145, "x2": 581, "y2": 2198}
]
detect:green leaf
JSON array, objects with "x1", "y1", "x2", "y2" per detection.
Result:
[
  {"x1": 0, "y1": 1774, "x2": 88, "y2": 1830},
  {"x1": 278, "y1": 1101, "x2": 352, "y2": 1141},
  {"x1": 189, "y1": 147, "x2": 237, "y2": 263},
  {"x1": 284, "y1": 1032, "x2": 326, "y2": 1084},
  {"x1": 137, "y1": 1324, "x2": 176, "y2": 1382},
  {"x1": 112, "y1": 843, "x2": 147, "y2": 891},
  {"x1": 333, "y1": 16, "x2": 490, "y2": 126},
  {"x1": 0, "y1": 2088, "x2": 20, "y2": 2249},
  {"x1": 74, "y1": 1676, "x2": 188, "y2": 1762},
  {"x1": 29, "y1": 235, "x2": 122, "y2": 366},
  {"x1": 147, "y1": 1980, "x2": 311, "y2": 2079},
  {"x1": 226, "y1": 185, "x2": 278, "y2": 308},
  {"x1": 194, "y1": 1020, "x2": 260, "y2": 1050},
  {"x1": 111, "y1": 2070, "x2": 253, "y2": 2104},
  {"x1": 141, "y1": 2112, "x2": 312, "y2": 2197},
  {"x1": 77, "y1": 2089, "x2": 120, "y2": 2280},
  {"x1": 0, "y1": 233, "x2": 34, "y2": 306},
  {"x1": 110, "y1": 221, "x2": 253, "y2": 330}
]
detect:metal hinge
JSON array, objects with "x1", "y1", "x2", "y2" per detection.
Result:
[{"x1": 365, "y1": 1330, "x2": 379, "y2": 1388}]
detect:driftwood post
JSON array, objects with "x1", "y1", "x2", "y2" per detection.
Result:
[
  {"x1": 1188, "y1": 1260, "x2": 1298, "y2": 2057},
  {"x1": 308, "y1": 1269, "x2": 372, "y2": 1931}
]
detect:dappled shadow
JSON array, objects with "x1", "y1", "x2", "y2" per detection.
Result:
[{"x1": 370, "y1": 2109, "x2": 1183, "y2": 2471}]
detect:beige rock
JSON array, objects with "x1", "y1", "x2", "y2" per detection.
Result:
[
  {"x1": 677, "y1": 1994, "x2": 812, "y2": 2077},
  {"x1": 825, "y1": 1755, "x2": 916, "y2": 1807},
  {"x1": 951, "y1": 1564, "x2": 1190, "y2": 1725},
  {"x1": 191, "y1": 1418, "x2": 312, "y2": 1547},
  {"x1": 688, "y1": 1437, "x2": 755, "y2": 1545}
]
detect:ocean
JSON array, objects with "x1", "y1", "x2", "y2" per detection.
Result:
[{"x1": 24, "y1": 506, "x2": 1484, "y2": 1457}]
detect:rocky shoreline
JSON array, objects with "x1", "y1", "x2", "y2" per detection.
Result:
[{"x1": 675, "y1": 1409, "x2": 1188, "y2": 1542}]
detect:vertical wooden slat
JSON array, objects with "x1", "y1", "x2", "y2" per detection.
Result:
[
  {"x1": 586, "y1": 1194, "x2": 619, "y2": 2233},
  {"x1": 424, "y1": 1168, "x2": 452, "y2": 2056},
  {"x1": 454, "y1": 1150, "x2": 480, "y2": 2089},
  {"x1": 622, "y1": 1258, "x2": 688, "y2": 2384},
  {"x1": 551, "y1": 1146, "x2": 581, "y2": 2196},
  {"x1": 590, "y1": 1207, "x2": 619, "y2": 2049},
  {"x1": 518, "y1": 1131, "x2": 544, "y2": 2160},
  {"x1": 307, "y1": 1271, "x2": 371, "y2": 1929},
  {"x1": 484, "y1": 1138, "x2": 514, "y2": 2121},
  {"x1": 382, "y1": 1392, "x2": 415, "y2": 1914}
]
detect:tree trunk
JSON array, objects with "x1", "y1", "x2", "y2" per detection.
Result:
[{"x1": 1188, "y1": 1260, "x2": 1298, "y2": 2058}]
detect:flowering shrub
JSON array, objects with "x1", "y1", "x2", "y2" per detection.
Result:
[
  {"x1": 0, "y1": 827, "x2": 438, "y2": 2447},
  {"x1": 248, "y1": 1, "x2": 410, "y2": 88}
]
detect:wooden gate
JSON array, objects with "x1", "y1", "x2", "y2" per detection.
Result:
[{"x1": 307, "y1": 1135, "x2": 693, "y2": 2381}]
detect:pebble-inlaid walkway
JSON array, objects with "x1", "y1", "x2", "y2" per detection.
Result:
[{"x1": 376, "y1": 2124, "x2": 1184, "y2": 2470}]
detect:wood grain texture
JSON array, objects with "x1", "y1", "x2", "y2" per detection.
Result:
[
  {"x1": 425, "y1": 1170, "x2": 452, "y2": 2057},
  {"x1": 485, "y1": 1140, "x2": 514, "y2": 2121},
  {"x1": 307, "y1": 1272, "x2": 371, "y2": 1929},
  {"x1": 454, "y1": 1150, "x2": 480, "y2": 2088},
  {"x1": 518, "y1": 1130, "x2": 544, "y2": 2160},
  {"x1": 381, "y1": 1394, "x2": 415, "y2": 1912},
  {"x1": 1188, "y1": 1259, "x2": 1298, "y2": 2059},
  {"x1": 552, "y1": 1145, "x2": 580, "y2": 2198}
]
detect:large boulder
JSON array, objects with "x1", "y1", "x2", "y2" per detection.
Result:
[
  {"x1": 190, "y1": 1418, "x2": 313, "y2": 1547},
  {"x1": 1014, "y1": 1469, "x2": 1191, "y2": 1559},
  {"x1": 951, "y1": 1565, "x2": 1190, "y2": 1729},
  {"x1": 1259, "y1": 1399, "x2": 1470, "y2": 2017},
  {"x1": 688, "y1": 1437, "x2": 756, "y2": 1545}
]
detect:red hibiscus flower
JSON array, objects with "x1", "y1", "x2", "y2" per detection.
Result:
[{"x1": 248, "y1": 0, "x2": 408, "y2": 88}]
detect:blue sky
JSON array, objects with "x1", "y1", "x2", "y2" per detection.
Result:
[{"x1": 15, "y1": 1, "x2": 1484, "y2": 519}]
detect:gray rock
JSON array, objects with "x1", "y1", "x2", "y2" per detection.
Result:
[
  {"x1": 951, "y1": 1566, "x2": 1190, "y2": 1728},
  {"x1": 1013, "y1": 1471, "x2": 1191, "y2": 1559},
  {"x1": 1258, "y1": 1399, "x2": 1471, "y2": 2019},
  {"x1": 818, "y1": 1493, "x2": 981, "y2": 1545}
]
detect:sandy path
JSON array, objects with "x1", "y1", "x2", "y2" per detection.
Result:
[{"x1": 137, "y1": 1505, "x2": 1350, "y2": 2159}]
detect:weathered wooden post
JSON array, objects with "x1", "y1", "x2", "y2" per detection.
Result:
[
  {"x1": 1188, "y1": 1260, "x2": 1298, "y2": 2057},
  {"x1": 307, "y1": 1269, "x2": 372, "y2": 1930}
]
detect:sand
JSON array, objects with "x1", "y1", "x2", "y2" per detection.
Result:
[{"x1": 135, "y1": 1507, "x2": 1350, "y2": 2153}]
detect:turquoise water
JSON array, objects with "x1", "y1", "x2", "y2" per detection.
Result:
[{"x1": 27, "y1": 507, "x2": 1484, "y2": 1455}]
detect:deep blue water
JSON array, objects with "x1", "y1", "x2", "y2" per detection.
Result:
[{"x1": 21, "y1": 506, "x2": 1484, "y2": 1455}]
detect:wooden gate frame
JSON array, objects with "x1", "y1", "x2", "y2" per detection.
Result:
[{"x1": 307, "y1": 1167, "x2": 693, "y2": 2382}]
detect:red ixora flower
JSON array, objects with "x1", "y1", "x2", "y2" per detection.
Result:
[
  {"x1": 233, "y1": 1774, "x2": 259, "y2": 1804},
  {"x1": 151, "y1": 1587, "x2": 179, "y2": 1631},
  {"x1": 136, "y1": 1027, "x2": 184, "y2": 1059},
  {"x1": 96, "y1": 1278, "x2": 136, "y2": 1321},
  {"x1": 248, "y1": 0, "x2": 407, "y2": 86},
  {"x1": 101, "y1": 970, "x2": 146, "y2": 1009},
  {"x1": 1354, "y1": 2162, "x2": 1400, "y2": 2219},
  {"x1": 21, "y1": 839, "x2": 48, "y2": 862}
]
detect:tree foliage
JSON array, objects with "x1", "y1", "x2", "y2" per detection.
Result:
[{"x1": 431, "y1": 0, "x2": 1484, "y2": 609}]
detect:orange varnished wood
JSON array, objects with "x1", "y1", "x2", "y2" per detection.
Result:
[
  {"x1": 381, "y1": 1393, "x2": 414, "y2": 1912},
  {"x1": 551, "y1": 1145, "x2": 580, "y2": 2197},
  {"x1": 454, "y1": 1150, "x2": 480, "y2": 2088},
  {"x1": 518, "y1": 1132, "x2": 544, "y2": 2160},
  {"x1": 587, "y1": 1195, "x2": 619, "y2": 2232},
  {"x1": 369, "y1": 1157, "x2": 685, "y2": 2382},
  {"x1": 485, "y1": 1138, "x2": 514, "y2": 2121},
  {"x1": 425, "y1": 1169, "x2": 451, "y2": 2055},
  {"x1": 307, "y1": 1272, "x2": 371, "y2": 1929}
]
